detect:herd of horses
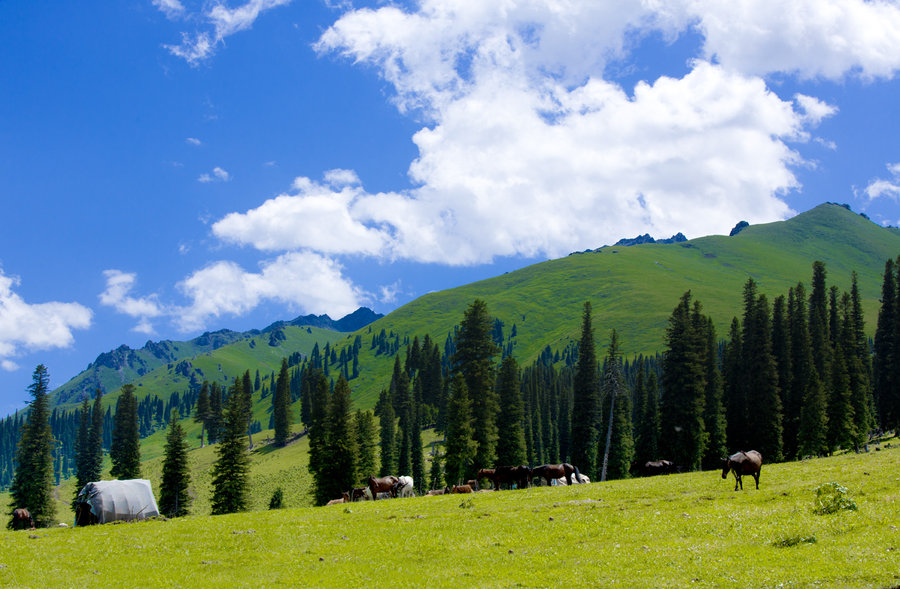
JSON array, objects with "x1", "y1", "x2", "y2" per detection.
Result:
[{"x1": 325, "y1": 453, "x2": 763, "y2": 506}]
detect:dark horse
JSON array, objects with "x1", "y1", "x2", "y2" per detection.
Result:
[
  {"x1": 643, "y1": 460, "x2": 676, "y2": 476},
  {"x1": 531, "y1": 463, "x2": 581, "y2": 486},
  {"x1": 722, "y1": 450, "x2": 762, "y2": 490},
  {"x1": 367, "y1": 475, "x2": 399, "y2": 500},
  {"x1": 493, "y1": 465, "x2": 531, "y2": 490},
  {"x1": 8, "y1": 508, "x2": 34, "y2": 530}
]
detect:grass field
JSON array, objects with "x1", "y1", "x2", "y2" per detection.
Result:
[{"x1": 2, "y1": 440, "x2": 898, "y2": 588}]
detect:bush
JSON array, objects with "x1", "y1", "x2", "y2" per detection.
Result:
[
  {"x1": 813, "y1": 482, "x2": 858, "y2": 515},
  {"x1": 269, "y1": 488, "x2": 284, "y2": 510}
]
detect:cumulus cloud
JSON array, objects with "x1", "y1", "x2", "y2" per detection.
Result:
[
  {"x1": 165, "y1": 0, "x2": 294, "y2": 64},
  {"x1": 862, "y1": 162, "x2": 900, "y2": 201},
  {"x1": 186, "y1": 137, "x2": 202, "y2": 146},
  {"x1": 198, "y1": 166, "x2": 230, "y2": 183},
  {"x1": 99, "y1": 270, "x2": 166, "y2": 334},
  {"x1": 0, "y1": 269, "x2": 92, "y2": 367},
  {"x1": 153, "y1": 0, "x2": 185, "y2": 20},
  {"x1": 176, "y1": 252, "x2": 362, "y2": 332}
]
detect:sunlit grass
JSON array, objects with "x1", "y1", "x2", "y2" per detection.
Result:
[{"x1": 2, "y1": 440, "x2": 898, "y2": 588}]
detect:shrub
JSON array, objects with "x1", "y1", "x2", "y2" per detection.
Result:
[
  {"x1": 269, "y1": 488, "x2": 284, "y2": 510},
  {"x1": 813, "y1": 482, "x2": 858, "y2": 515}
]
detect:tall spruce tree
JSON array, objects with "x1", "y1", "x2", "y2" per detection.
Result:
[
  {"x1": 632, "y1": 361, "x2": 660, "y2": 469},
  {"x1": 444, "y1": 373, "x2": 476, "y2": 484},
  {"x1": 314, "y1": 376, "x2": 358, "y2": 505},
  {"x1": 452, "y1": 299, "x2": 500, "y2": 474},
  {"x1": 701, "y1": 316, "x2": 727, "y2": 469},
  {"x1": 8, "y1": 365, "x2": 56, "y2": 528},
  {"x1": 354, "y1": 410, "x2": 377, "y2": 487},
  {"x1": 410, "y1": 378, "x2": 426, "y2": 493},
  {"x1": 847, "y1": 272, "x2": 874, "y2": 447},
  {"x1": 242, "y1": 370, "x2": 254, "y2": 450},
  {"x1": 600, "y1": 330, "x2": 633, "y2": 480},
  {"x1": 306, "y1": 368, "x2": 331, "y2": 485},
  {"x1": 273, "y1": 358, "x2": 292, "y2": 446},
  {"x1": 194, "y1": 381, "x2": 210, "y2": 448},
  {"x1": 376, "y1": 388, "x2": 397, "y2": 477},
  {"x1": 495, "y1": 355, "x2": 526, "y2": 467},
  {"x1": 571, "y1": 301, "x2": 600, "y2": 478},
  {"x1": 743, "y1": 290, "x2": 783, "y2": 461},
  {"x1": 210, "y1": 379, "x2": 251, "y2": 515},
  {"x1": 86, "y1": 388, "x2": 104, "y2": 484},
  {"x1": 788, "y1": 283, "x2": 819, "y2": 458},
  {"x1": 661, "y1": 292, "x2": 708, "y2": 471},
  {"x1": 207, "y1": 382, "x2": 223, "y2": 444},
  {"x1": 159, "y1": 410, "x2": 192, "y2": 518},
  {"x1": 110, "y1": 384, "x2": 141, "y2": 480},
  {"x1": 722, "y1": 317, "x2": 745, "y2": 452},
  {"x1": 873, "y1": 259, "x2": 898, "y2": 430},
  {"x1": 73, "y1": 396, "x2": 93, "y2": 501}
]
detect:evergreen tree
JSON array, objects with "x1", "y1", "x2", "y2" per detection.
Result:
[
  {"x1": 411, "y1": 378, "x2": 426, "y2": 493},
  {"x1": 354, "y1": 410, "x2": 377, "y2": 486},
  {"x1": 306, "y1": 369, "x2": 330, "y2": 485},
  {"x1": 452, "y1": 299, "x2": 500, "y2": 474},
  {"x1": 632, "y1": 361, "x2": 660, "y2": 469},
  {"x1": 8, "y1": 365, "x2": 56, "y2": 528},
  {"x1": 428, "y1": 450, "x2": 444, "y2": 490},
  {"x1": 207, "y1": 382, "x2": 223, "y2": 444},
  {"x1": 242, "y1": 370, "x2": 254, "y2": 450},
  {"x1": 444, "y1": 373, "x2": 476, "y2": 484},
  {"x1": 743, "y1": 291, "x2": 783, "y2": 461},
  {"x1": 273, "y1": 358, "x2": 292, "y2": 446},
  {"x1": 600, "y1": 330, "x2": 633, "y2": 480},
  {"x1": 873, "y1": 259, "x2": 898, "y2": 430},
  {"x1": 73, "y1": 396, "x2": 92, "y2": 501},
  {"x1": 86, "y1": 388, "x2": 104, "y2": 484},
  {"x1": 159, "y1": 410, "x2": 192, "y2": 518},
  {"x1": 495, "y1": 355, "x2": 526, "y2": 467},
  {"x1": 701, "y1": 316, "x2": 727, "y2": 469},
  {"x1": 798, "y1": 371, "x2": 828, "y2": 457},
  {"x1": 110, "y1": 384, "x2": 141, "y2": 480},
  {"x1": 661, "y1": 292, "x2": 707, "y2": 471},
  {"x1": 722, "y1": 317, "x2": 745, "y2": 452},
  {"x1": 376, "y1": 388, "x2": 397, "y2": 477},
  {"x1": 314, "y1": 376, "x2": 358, "y2": 505},
  {"x1": 847, "y1": 272, "x2": 874, "y2": 447},
  {"x1": 571, "y1": 301, "x2": 600, "y2": 478},
  {"x1": 210, "y1": 379, "x2": 251, "y2": 515},
  {"x1": 194, "y1": 381, "x2": 210, "y2": 448},
  {"x1": 809, "y1": 261, "x2": 832, "y2": 403},
  {"x1": 787, "y1": 283, "x2": 817, "y2": 458},
  {"x1": 394, "y1": 362, "x2": 413, "y2": 477}
]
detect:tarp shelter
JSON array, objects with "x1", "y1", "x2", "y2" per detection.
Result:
[{"x1": 75, "y1": 479, "x2": 160, "y2": 525}]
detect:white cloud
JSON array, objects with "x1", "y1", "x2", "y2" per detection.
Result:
[
  {"x1": 176, "y1": 252, "x2": 362, "y2": 331},
  {"x1": 99, "y1": 270, "x2": 165, "y2": 334},
  {"x1": 186, "y1": 137, "x2": 202, "y2": 146},
  {"x1": 862, "y1": 162, "x2": 900, "y2": 201},
  {"x1": 198, "y1": 166, "x2": 230, "y2": 183},
  {"x1": 165, "y1": 0, "x2": 294, "y2": 65},
  {"x1": 0, "y1": 269, "x2": 92, "y2": 366},
  {"x1": 153, "y1": 0, "x2": 185, "y2": 20},
  {"x1": 2, "y1": 359, "x2": 19, "y2": 372}
]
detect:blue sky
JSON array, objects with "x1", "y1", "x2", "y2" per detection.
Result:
[{"x1": 1, "y1": 0, "x2": 899, "y2": 415}]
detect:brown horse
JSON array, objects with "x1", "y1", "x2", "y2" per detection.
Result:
[
  {"x1": 532, "y1": 463, "x2": 581, "y2": 486},
  {"x1": 644, "y1": 460, "x2": 676, "y2": 476},
  {"x1": 722, "y1": 450, "x2": 762, "y2": 490},
  {"x1": 450, "y1": 484, "x2": 473, "y2": 494},
  {"x1": 476, "y1": 468, "x2": 496, "y2": 489},
  {"x1": 367, "y1": 475, "x2": 399, "y2": 500},
  {"x1": 8, "y1": 508, "x2": 34, "y2": 530},
  {"x1": 493, "y1": 465, "x2": 531, "y2": 490}
]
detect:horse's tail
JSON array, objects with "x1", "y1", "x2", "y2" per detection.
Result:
[{"x1": 573, "y1": 465, "x2": 582, "y2": 484}]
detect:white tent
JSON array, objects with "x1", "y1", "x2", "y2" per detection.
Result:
[{"x1": 75, "y1": 479, "x2": 160, "y2": 525}]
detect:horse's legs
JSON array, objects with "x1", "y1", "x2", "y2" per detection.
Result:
[
  {"x1": 734, "y1": 473, "x2": 741, "y2": 491},
  {"x1": 754, "y1": 472, "x2": 760, "y2": 489}
]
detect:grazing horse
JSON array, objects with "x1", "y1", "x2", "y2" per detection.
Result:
[
  {"x1": 722, "y1": 450, "x2": 763, "y2": 491},
  {"x1": 9, "y1": 508, "x2": 34, "y2": 530},
  {"x1": 477, "y1": 468, "x2": 497, "y2": 489},
  {"x1": 532, "y1": 463, "x2": 582, "y2": 486},
  {"x1": 349, "y1": 487, "x2": 368, "y2": 502},
  {"x1": 493, "y1": 465, "x2": 532, "y2": 490},
  {"x1": 644, "y1": 460, "x2": 676, "y2": 476},
  {"x1": 394, "y1": 476, "x2": 415, "y2": 498},
  {"x1": 367, "y1": 475, "x2": 399, "y2": 500}
]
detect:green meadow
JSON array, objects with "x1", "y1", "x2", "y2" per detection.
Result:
[{"x1": 2, "y1": 441, "x2": 898, "y2": 588}]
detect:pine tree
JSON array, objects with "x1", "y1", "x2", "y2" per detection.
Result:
[
  {"x1": 394, "y1": 362, "x2": 413, "y2": 477},
  {"x1": 210, "y1": 379, "x2": 251, "y2": 515},
  {"x1": 701, "y1": 316, "x2": 727, "y2": 469},
  {"x1": 452, "y1": 299, "x2": 500, "y2": 474},
  {"x1": 306, "y1": 369, "x2": 330, "y2": 484},
  {"x1": 632, "y1": 361, "x2": 660, "y2": 469},
  {"x1": 314, "y1": 376, "x2": 358, "y2": 505},
  {"x1": 743, "y1": 291, "x2": 783, "y2": 461},
  {"x1": 661, "y1": 292, "x2": 707, "y2": 471},
  {"x1": 8, "y1": 365, "x2": 56, "y2": 528},
  {"x1": 376, "y1": 388, "x2": 397, "y2": 477},
  {"x1": 444, "y1": 373, "x2": 476, "y2": 484},
  {"x1": 847, "y1": 272, "x2": 874, "y2": 447},
  {"x1": 73, "y1": 396, "x2": 92, "y2": 501},
  {"x1": 495, "y1": 355, "x2": 526, "y2": 467},
  {"x1": 428, "y1": 450, "x2": 445, "y2": 490},
  {"x1": 86, "y1": 388, "x2": 104, "y2": 484},
  {"x1": 207, "y1": 382, "x2": 223, "y2": 444},
  {"x1": 410, "y1": 378, "x2": 426, "y2": 493},
  {"x1": 354, "y1": 410, "x2": 377, "y2": 487},
  {"x1": 722, "y1": 317, "x2": 746, "y2": 452},
  {"x1": 242, "y1": 370, "x2": 254, "y2": 450},
  {"x1": 873, "y1": 259, "x2": 898, "y2": 430},
  {"x1": 273, "y1": 358, "x2": 292, "y2": 446},
  {"x1": 571, "y1": 301, "x2": 600, "y2": 478},
  {"x1": 600, "y1": 330, "x2": 633, "y2": 480},
  {"x1": 798, "y1": 371, "x2": 828, "y2": 458},
  {"x1": 110, "y1": 384, "x2": 141, "y2": 480},
  {"x1": 159, "y1": 410, "x2": 192, "y2": 518},
  {"x1": 194, "y1": 381, "x2": 210, "y2": 448}
]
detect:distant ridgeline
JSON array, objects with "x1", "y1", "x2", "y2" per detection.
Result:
[{"x1": 0, "y1": 308, "x2": 382, "y2": 491}]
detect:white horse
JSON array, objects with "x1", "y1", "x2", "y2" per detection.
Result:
[
  {"x1": 397, "y1": 475, "x2": 415, "y2": 498},
  {"x1": 553, "y1": 473, "x2": 590, "y2": 486}
]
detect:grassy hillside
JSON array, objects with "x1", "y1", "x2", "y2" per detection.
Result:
[
  {"x1": 336, "y1": 203, "x2": 900, "y2": 408},
  {"x1": 2, "y1": 441, "x2": 897, "y2": 588}
]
